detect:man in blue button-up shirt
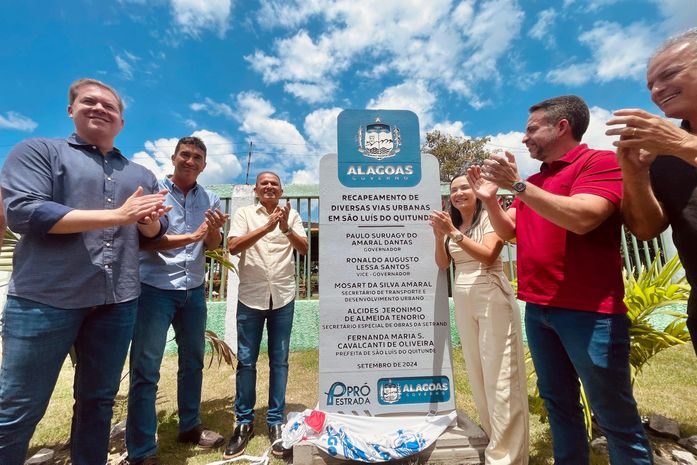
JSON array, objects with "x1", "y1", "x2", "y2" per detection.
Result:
[
  {"x1": 125, "y1": 136, "x2": 229, "y2": 465},
  {"x1": 0, "y1": 78, "x2": 169, "y2": 465}
]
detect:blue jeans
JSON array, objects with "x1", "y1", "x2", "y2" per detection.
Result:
[
  {"x1": 126, "y1": 284, "x2": 207, "y2": 461},
  {"x1": 525, "y1": 303, "x2": 653, "y2": 465},
  {"x1": 0, "y1": 296, "x2": 136, "y2": 465},
  {"x1": 235, "y1": 300, "x2": 294, "y2": 426}
]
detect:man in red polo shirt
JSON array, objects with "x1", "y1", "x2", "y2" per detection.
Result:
[{"x1": 467, "y1": 95, "x2": 652, "y2": 465}]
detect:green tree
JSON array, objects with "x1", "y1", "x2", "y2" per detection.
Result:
[{"x1": 422, "y1": 131, "x2": 491, "y2": 182}]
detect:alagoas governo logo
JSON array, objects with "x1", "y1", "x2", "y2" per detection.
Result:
[{"x1": 337, "y1": 110, "x2": 421, "y2": 188}]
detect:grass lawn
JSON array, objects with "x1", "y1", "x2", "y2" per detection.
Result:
[{"x1": 29, "y1": 343, "x2": 697, "y2": 464}]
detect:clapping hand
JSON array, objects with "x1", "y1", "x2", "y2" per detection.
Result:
[
  {"x1": 204, "y1": 208, "x2": 229, "y2": 231},
  {"x1": 190, "y1": 208, "x2": 229, "y2": 242},
  {"x1": 265, "y1": 204, "x2": 285, "y2": 233},
  {"x1": 120, "y1": 187, "x2": 172, "y2": 225},
  {"x1": 481, "y1": 152, "x2": 521, "y2": 189},
  {"x1": 606, "y1": 108, "x2": 697, "y2": 167},
  {"x1": 278, "y1": 201, "x2": 292, "y2": 233},
  {"x1": 466, "y1": 165, "x2": 499, "y2": 202},
  {"x1": 429, "y1": 210, "x2": 454, "y2": 238}
]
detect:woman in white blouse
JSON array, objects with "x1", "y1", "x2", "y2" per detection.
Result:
[{"x1": 429, "y1": 170, "x2": 529, "y2": 465}]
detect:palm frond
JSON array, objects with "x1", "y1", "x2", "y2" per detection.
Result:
[
  {"x1": 205, "y1": 330, "x2": 237, "y2": 368},
  {"x1": 624, "y1": 254, "x2": 691, "y2": 381},
  {"x1": 205, "y1": 248, "x2": 237, "y2": 274}
]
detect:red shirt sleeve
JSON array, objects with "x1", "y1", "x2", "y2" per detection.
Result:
[{"x1": 569, "y1": 150, "x2": 622, "y2": 207}]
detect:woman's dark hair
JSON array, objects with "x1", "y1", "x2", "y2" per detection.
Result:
[{"x1": 449, "y1": 168, "x2": 483, "y2": 237}]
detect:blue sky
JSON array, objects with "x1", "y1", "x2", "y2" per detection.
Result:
[{"x1": 1, "y1": 0, "x2": 695, "y2": 184}]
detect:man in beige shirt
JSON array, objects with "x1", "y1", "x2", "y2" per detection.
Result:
[{"x1": 223, "y1": 171, "x2": 308, "y2": 459}]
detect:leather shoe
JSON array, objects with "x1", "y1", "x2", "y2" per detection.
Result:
[
  {"x1": 177, "y1": 424, "x2": 224, "y2": 449},
  {"x1": 223, "y1": 424, "x2": 254, "y2": 459},
  {"x1": 269, "y1": 424, "x2": 287, "y2": 457}
]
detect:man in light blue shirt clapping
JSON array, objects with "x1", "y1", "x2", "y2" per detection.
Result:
[{"x1": 125, "y1": 136, "x2": 229, "y2": 465}]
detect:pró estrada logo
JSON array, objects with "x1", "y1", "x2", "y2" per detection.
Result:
[
  {"x1": 325, "y1": 381, "x2": 372, "y2": 406},
  {"x1": 377, "y1": 376, "x2": 450, "y2": 405}
]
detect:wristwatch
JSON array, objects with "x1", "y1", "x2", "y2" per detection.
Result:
[
  {"x1": 511, "y1": 180, "x2": 527, "y2": 195},
  {"x1": 282, "y1": 228, "x2": 292, "y2": 236},
  {"x1": 450, "y1": 231, "x2": 464, "y2": 243}
]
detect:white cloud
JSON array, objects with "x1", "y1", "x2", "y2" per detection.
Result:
[
  {"x1": 651, "y1": 0, "x2": 697, "y2": 34},
  {"x1": 236, "y1": 93, "x2": 295, "y2": 143},
  {"x1": 0, "y1": 111, "x2": 38, "y2": 132},
  {"x1": 508, "y1": 54, "x2": 542, "y2": 89},
  {"x1": 131, "y1": 130, "x2": 242, "y2": 185},
  {"x1": 115, "y1": 55, "x2": 134, "y2": 80},
  {"x1": 114, "y1": 50, "x2": 140, "y2": 80},
  {"x1": 549, "y1": 2, "x2": 688, "y2": 88},
  {"x1": 529, "y1": 8, "x2": 556, "y2": 40},
  {"x1": 123, "y1": 50, "x2": 139, "y2": 61},
  {"x1": 190, "y1": 98, "x2": 236, "y2": 119},
  {"x1": 247, "y1": 31, "x2": 335, "y2": 84},
  {"x1": 249, "y1": 0, "x2": 524, "y2": 107},
  {"x1": 546, "y1": 63, "x2": 596, "y2": 86},
  {"x1": 304, "y1": 107, "x2": 342, "y2": 152},
  {"x1": 190, "y1": 92, "x2": 314, "y2": 179},
  {"x1": 367, "y1": 80, "x2": 437, "y2": 130},
  {"x1": 584, "y1": 106, "x2": 616, "y2": 152},
  {"x1": 451, "y1": 0, "x2": 475, "y2": 27},
  {"x1": 193, "y1": 129, "x2": 243, "y2": 184},
  {"x1": 579, "y1": 21, "x2": 655, "y2": 82},
  {"x1": 132, "y1": 137, "x2": 178, "y2": 181},
  {"x1": 430, "y1": 121, "x2": 465, "y2": 138},
  {"x1": 170, "y1": 0, "x2": 232, "y2": 38},
  {"x1": 545, "y1": 20, "x2": 654, "y2": 87},
  {"x1": 235, "y1": 91, "x2": 308, "y2": 172},
  {"x1": 291, "y1": 167, "x2": 319, "y2": 184},
  {"x1": 292, "y1": 107, "x2": 344, "y2": 184},
  {"x1": 586, "y1": 0, "x2": 620, "y2": 10},
  {"x1": 257, "y1": 0, "x2": 324, "y2": 28},
  {"x1": 464, "y1": 0, "x2": 525, "y2": 79},
  {"x1": 284, "y1": 82, "x2": 335, "y2": 104}
]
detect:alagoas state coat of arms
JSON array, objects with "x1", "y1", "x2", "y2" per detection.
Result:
[{"x1": 357, "y1": 117, "x2": 401, "y2": 160}]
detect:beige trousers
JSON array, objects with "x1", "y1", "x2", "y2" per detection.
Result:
[{"x1": 453, "y1": 275, "x2": 529, "y2": 465}]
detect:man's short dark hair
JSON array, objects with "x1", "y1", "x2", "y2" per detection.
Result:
[
  {"x1": 175, "y1": 136, "x2": 207, "y2": 158},
  {"x1": 529, "y1": 95, "x2": 590, "y2": 142},
  {"x1": 68, "y1": 78, "x2": 124, "y2": 114},
  {"x1": 255, "y1": 171, "x2": 282, "y2": 187}
]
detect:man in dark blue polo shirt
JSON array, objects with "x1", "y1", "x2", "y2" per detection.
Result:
[{"x1": 0, "y1": 78, "x2": 169, "y2": 465}]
